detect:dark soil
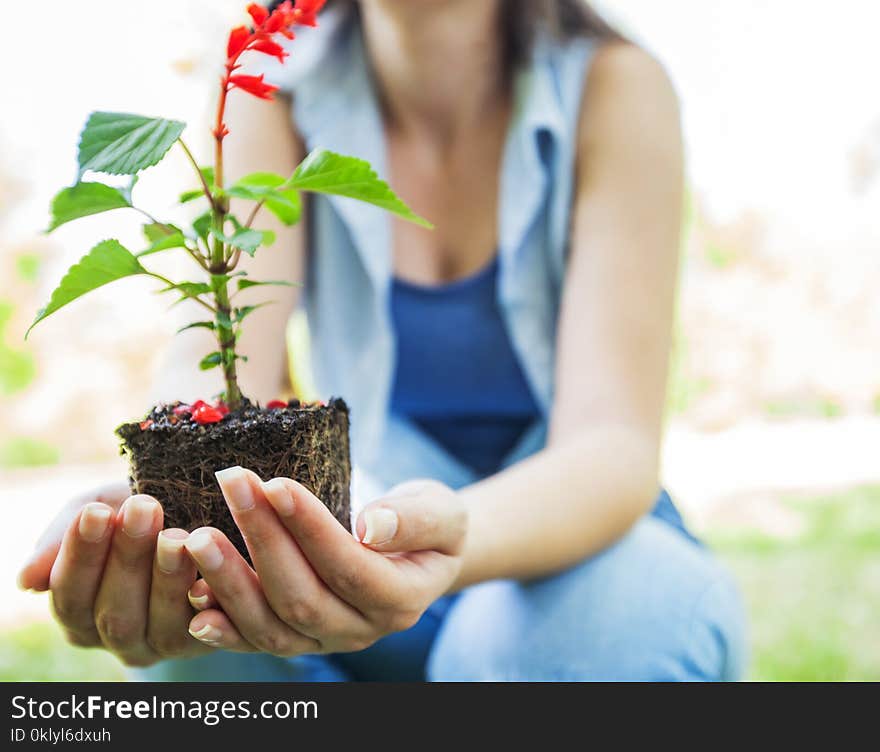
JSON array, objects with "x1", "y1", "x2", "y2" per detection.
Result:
[{"x1": 116, "y1": 398, "x2": 351, "y2": 561}]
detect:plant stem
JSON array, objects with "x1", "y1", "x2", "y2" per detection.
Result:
[
  {"x1": 244, "y1": 198, "x2": 265, "y2": 229},
  {"x1": 177, "y1": 138, "x2": 216, "y2": 210},
  {"x1": 132, "y1": 207, "x2": 209, "y2": 271},
  {"x1": 213, "y1": 274, "x2": 242, "y2": 408},
  {"x1": 210, "y1": 66, "x2": 242, "y2": 407}
]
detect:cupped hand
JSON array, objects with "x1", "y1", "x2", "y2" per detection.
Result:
[
  {"x1": 183, "y1": 468, "x2": 466, "y2": 656},
  {"x1": 18, "y1": 482, "x2": 130, "y2": 593},
  {"x1": 22, "y1": 486, "x2": 230, "y2": 666}
]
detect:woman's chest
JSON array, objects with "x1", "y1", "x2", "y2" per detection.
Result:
[{"x1": 385, "y1": 125, "x2": 507, "y2": 285}]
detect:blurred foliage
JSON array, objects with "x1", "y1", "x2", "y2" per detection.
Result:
[
  {"x1": 0, "y1": 437, "x2": 60, "y2": 469},
  {"x1": 15, "y1": 252, "x2": 41, "y2": 283},
  {"x1": 763, "y1": 396, "x2": 844, "y2": 420},
  {"x1": 0, "y1": 620, "x2": 124, "y2": 682},
  {"x1": 667, "y1": 325, "x2": 712, "y2": 415},
  {"x1": 0, "y1": 299, "x2": 36, "y2": 396},
  {"x1": 703, "y1": 241, "x2": 740, "y2": 269},
  {"x1": 709, "y1": 484, "x2": 880, "y2": 681},
  {"x1": 0, "y1": 287, "x2": 60, "y2": 468}
]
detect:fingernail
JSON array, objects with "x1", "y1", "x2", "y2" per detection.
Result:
[
  {"x1": 185, "y1": 529, "x2": 224, "y2": 571},
  {"x1": 188, "y1": 579, "x2": 211, "y2": 610},
  {"x1": 215, "y1": 466, "x2": 255, "y2": 512},
  {"x1": 361, "y1": 507, "x2": 398, "y2": 545},
  {"x1": 79, "y1": 503, "x2": 112, "y2": 543},
  {"x1": 188, "y1": 590, "x2": 210, "y2": 611},
  {"x1": 122, "y1": 496, "x2": 158, "y2": 538},
  {"x1": 189, "y1": 624, "x2": 222, "y2": 645},
  {"x1": 262, "y1": 478, "x2": 295, "y2": 516},
  {"x1": 156, "y1": 530, "x2": 187, "y2": 573}
]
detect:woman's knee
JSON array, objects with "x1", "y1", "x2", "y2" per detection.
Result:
[{"x1": 428, "y1": 517, "x2": 747, "y2": 681}]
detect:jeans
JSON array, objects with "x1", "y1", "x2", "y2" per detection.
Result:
[{"x1": 141, "y1": 514, "x2": 747, "y2": 682}]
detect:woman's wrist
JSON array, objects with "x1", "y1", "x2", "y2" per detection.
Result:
[{"x1": 449, "y1": 485, "x2": 495, "y2": 591}]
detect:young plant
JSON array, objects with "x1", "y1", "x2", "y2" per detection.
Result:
[{"x1": 28, "y1": 0, "x2": 428, "y2": 415}]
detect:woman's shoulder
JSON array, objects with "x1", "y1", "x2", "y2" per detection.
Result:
[{"x1": 576, "y1": 42, "x2": 681, "y2": 157}]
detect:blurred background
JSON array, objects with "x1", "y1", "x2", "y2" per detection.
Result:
[{"x1": 1, "y1": 0, "x2": 878, "y2": 681}]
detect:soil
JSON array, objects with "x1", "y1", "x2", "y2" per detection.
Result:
[{"x1": 116, "y1": 398, "x2": 351, "y2": 561}]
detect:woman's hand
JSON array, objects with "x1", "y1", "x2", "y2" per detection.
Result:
[
  {"x1": 183, "y1": 468, "x2": 466, "y2": 656},
  {"x1": 19, "y1": 484, "x2": 225, "y2": 666},
  {"x1": 18, "y1": 482, "x2": 130, "y2": 593}
]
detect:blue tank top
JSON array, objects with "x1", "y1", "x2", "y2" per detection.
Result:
[
  {"x1": 389, "y1": 256, "x2": 694, "y2": 542},
  {"x1": 390, "y1": 258, "x2": 541, "y2": 477}
]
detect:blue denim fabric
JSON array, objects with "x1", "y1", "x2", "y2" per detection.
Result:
[
  {"x1": 143, "y1": 514, "x2": 745, "y2": 681},
  {"x1": 141, "y1": 7, "x2": 748, "y2": 681}
]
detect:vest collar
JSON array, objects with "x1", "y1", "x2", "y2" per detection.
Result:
[{"x1": 293, "y1": 16, "x2": 569, "y2": 289}]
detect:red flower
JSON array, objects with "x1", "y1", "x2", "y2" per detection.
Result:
[
  {"x1": 246, "y1": 3, "x2": 269, "y2": 25},
  {"x1": 227, "y1": 25, "x2": 250, "y2": 58},
  {"x1": 264, "y1": 6, "x2": 291, "y2": 33},
  {"x1": 293, "y1": 0, "x2": 326, "y2": 27},
  {"x1": 216, "y1": 3, "x2": 327, "y2": 140},
  {"x1": 228, "y1": 74, "x2": 279, "y2": 100},
  {"x1": 250, "y1": 38, "x2": 287, "y2": 62},
  {"x1": 192, "y1": 403, "x2": 226, "y2": 425},
  {"x1": 266, "y1": 399, "x2": 287, "y2": 409}
]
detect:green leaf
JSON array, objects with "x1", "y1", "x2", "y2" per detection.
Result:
[
  {"x1": 27, "y1": 240, "x2": 145, "y2": 337},
  {"x1": 179, "y1": 189, "x2": 204, "y2": 203},
  {"x1": 77, "y1": 112, "x2": 186, "y2": 178},
  {"x1": 211, "y1": 227, "x2": 270, "y2": 257},
  {"x1": 160, "y1": 281, "x2": 211, "y2": 297},
  {"x1": 289, "y1": 149, "x2": 432, "y2": 228},
  {"x1": 228, "y1": 172, "x2": 302, "y2": 225},
  {"x1": 137, "y1": 223, "x2": 188, "y2": 257},
  {"x1": 179, "y1": 167, "x2": 215, "y2": 203},
  {"x1": 192, "y1": 212, "x2": 212, "y2": 244},
  {"x1": 47, "y1": 182, "x2": 131, "y2": 232},
  {"x1": 199, "y1": 352, "x2": 222, "y2": 370},
  {"x1": 177, "y1": 321, "x2": 215, "y2": 334},
  {"x1": 234, "y1": 303, "x2": 273, "y2": 323},
  {"x1": 142, "y1": 223, "x2": 177, "y2": 243},
  {"x1": 236, "y1": 278, "x2": 297, "y2": 291}
]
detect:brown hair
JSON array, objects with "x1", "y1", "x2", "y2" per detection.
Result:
[
  {"x1": 271, "y1": 1, "x2": 625, "y2": 66},
  {"x1": 503, "y1": 0, "x2": 626, "y2": 63}
]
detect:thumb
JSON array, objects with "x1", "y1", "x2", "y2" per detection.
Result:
[{"x1": 356, "y1": 480, "x2": 466, "y2": 556}]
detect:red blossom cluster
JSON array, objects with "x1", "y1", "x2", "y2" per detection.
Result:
[
  {"x1": 223, "y1": 1, "x2": 326, "y2": 103},
  {"x1": 174, "y1": 399, "x2": 231, "y2": 425}
]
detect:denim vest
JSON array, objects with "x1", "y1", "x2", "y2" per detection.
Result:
[{"x1": 261, "y1": 9, "x2": 596, "y2": 508}]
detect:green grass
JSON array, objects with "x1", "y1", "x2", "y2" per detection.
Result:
[
  {"x1": 2, "y1": 485, "x2": 878, "y2": 681},
  {"x1": 708, "y1": 485, "x2": 880, "y2": 681},
  {"x1": 0, "y1": 620, "x2": 125, "y2": 682}
]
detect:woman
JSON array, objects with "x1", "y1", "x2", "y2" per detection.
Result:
[{"x1": 18, "y1": 0, "x2": 746, "y2": 680}]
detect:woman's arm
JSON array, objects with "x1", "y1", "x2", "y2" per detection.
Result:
[{"x1": 455, "y1": 44, "x2": 684, "y2": 587}]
